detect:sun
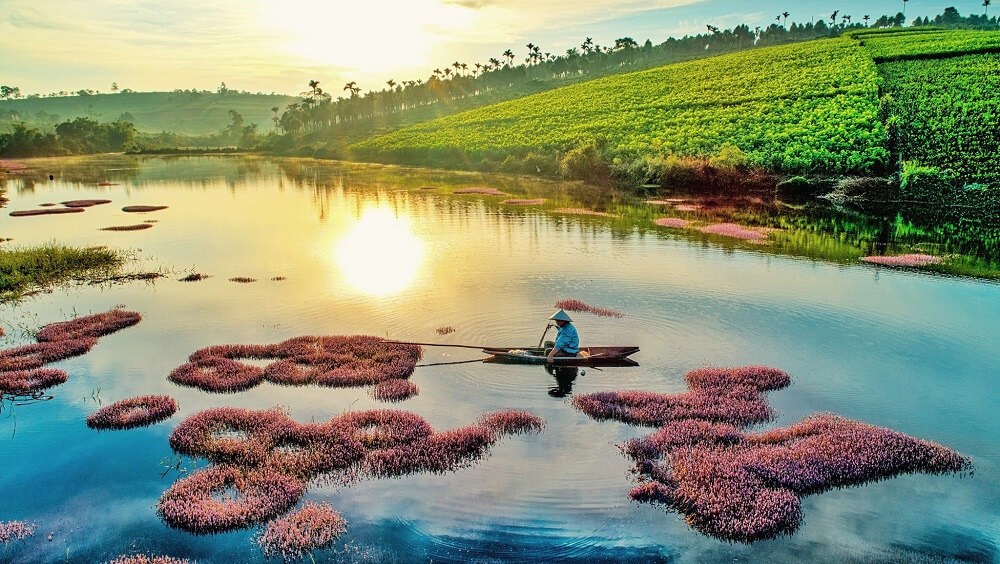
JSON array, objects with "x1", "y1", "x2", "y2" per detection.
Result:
[
  {"x1": 335, "y1": 206, "x2": 425, "y2": 296},
  {"x1": 262, "y1": 0, "x2": 477, "y2": 74}
]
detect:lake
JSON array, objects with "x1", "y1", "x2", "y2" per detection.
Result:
[{"x1": 1, "y1": 155, "x2": 997, "y2": 563}]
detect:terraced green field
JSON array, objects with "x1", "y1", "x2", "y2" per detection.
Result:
[
  {"x1": 353, "y1": 29, "x2": 1000, "y2": 186},
  {"x1": 352, "y1": 38, "x2": 889, "y2": 175}
]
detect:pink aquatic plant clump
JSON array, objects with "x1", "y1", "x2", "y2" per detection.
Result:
[
  {"x1": 673, "y1": 204, "x2": 702, "y2": 212},
  {"x1": 435, "y1": 326, "x2": 456, "y2": 335},
  {"x1": 170, "y1": 336, "x2": 422, "y2": 394},
  {"x1": 555, "y1": 299, "x2": 625, "y2": 319},
  {"x1": 10, "y1": 207, "x2": 85, "y2": 217},
  {"x1": 106, "y1": 555, "x2": 190, "y2": 564},
  {"x1": 122, "y1": 205, "x2": 169, "y2": 212},
  {"x1": 572, "y1": 366, "x2": 791, "y2": 427},
  {"x1": 158, "y1": 465, "x2": 306, "y2": 533},
  {"x1": 86, "y1": 395, "x2": 178, "y2": 430},
  {"x1": 501, "y1": 198, "x2": 545, "y2": 205},
  {"x1": 625, "y1": 414, "x2": 972, "y2": 542},
  {"x1": 653, "y1": 217, "x2": 691, "y2": 228},
  {"x1": 369, "y1": 379, "x2": 419, "y2": 402},
  {"x1": 36, "y1": 309, "x2": 141, "y2": 342},
  {"x1": 453, "y1": 187, "x2": 508, "y2": 196},
  {"x1": 860, "y1": 254, "x2": 943, "y2": 267},
  {"x1": 257, "y1": 501, "x2": 347, "y2": 560},
  {"x1": 160, "y1": 407, "x2": 544, "y2": 533},
  {"x1": 576, "y1": 364, "x2": 972, "y2": 543},
  {"x1": 697, "y1": 222, "x2": 776, "y2": 243},
  {"x1": 478, "y1": 410, "x2": 545, "y2": 437},
  {"x1": 101, "y1": 224, "x2": 154, "y2": 231},
  {"x1": 552, "y1": 208, "x2": 613, "y2": 217},
  {"x1": 229, "y1": 277, "x2": 256, "y2": 283},
  {"x1": 62, "y1": 199, "x2": 112, "y2": 208},
  {"x1": 0, "y1": 369, "x2": 69, "y2": 395},
  {"x1": 0, "y1": 520, "x2": 35, "y2": 543},
  {"x1": 0, "y1": 310, "x2": 141, "y2": 396}
]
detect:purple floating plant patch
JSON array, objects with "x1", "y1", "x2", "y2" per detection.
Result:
[
  {"x1": 107, "y1": 555, "x2": 191, "y2": 564},
  {"x1": 555, "y1": 299, "x2": 625, "y2": 318},
  {"x1": 100, "y1": 224, "x2": 154, "y2": 231},
  {"x1": 501, "y1": 198, "x2": 545, "y2": 205},
  {"x1": 369, "y1": 379, "x2": 419, "y2": 402},
  {"x1": 653, "y1": 217, "x2": 690, "y2": 228},
  {"x1": 36, "y1": 309, "x2": 141, "y2": 342},
  {"x1": 0, "y1": 369, "x2": 68, "y2": 395},
  {"x1": 575, "y1": 365, "x2": 972, "y2": 543},
  {"x1": 0, "y1": 520, "x2": 35, "y2": 544},
  {"x1": 122, "y1": 205, "x2": 168, "y2": 213},
  {"x1": 86, "y1": 395, "x2": 178, "y2": 430},
  {"x1": 61, "y1": 199, "x2": 111, "y2": 208},
  {"x1": 860, "y1": 254, "x2": 942, "y2": 267},
  {"x1": 257, "y1": 501, "x2": 347, "y2": 560},
  {"x1": 453, "y1": 187, "x2": 508, "y2": 196},
  {"x1": 168, "y1": 357, "x2": 266, "y2": 393},
  {"x1": 159, "y1": 407, "x2": 545, "y2": 534}
]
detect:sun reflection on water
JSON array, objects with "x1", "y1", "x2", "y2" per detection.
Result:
[{"x1": 336, "y1": 206, "x2": 425, "y2": 296}]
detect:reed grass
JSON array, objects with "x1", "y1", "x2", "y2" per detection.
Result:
[{"x1": 0, "y1": 243, "x2": 123, "y2": 300}]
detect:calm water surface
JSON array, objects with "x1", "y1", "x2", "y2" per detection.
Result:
[{"x1": 1, "y1": 156, "x2": 998, "y2": 563}]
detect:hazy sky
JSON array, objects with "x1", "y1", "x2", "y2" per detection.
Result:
[{"x1": 0, "y1": 0, "x2": 980, "y2": 96}]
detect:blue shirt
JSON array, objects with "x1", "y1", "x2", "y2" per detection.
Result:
[{"x1": 554, "y1": 322, "x2": 580, "y2": 354}]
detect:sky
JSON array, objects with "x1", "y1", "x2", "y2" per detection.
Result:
[{"x1": 0, "y1": 0, "x2": 986, "y2": 96}]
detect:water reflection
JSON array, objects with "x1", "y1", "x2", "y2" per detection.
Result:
[
  {"x1": 546, "y1": 365, "x2": 578, "y2": 398},
  {"x1": 335, "y1": 206, "x2": 425, "y2": 296}
]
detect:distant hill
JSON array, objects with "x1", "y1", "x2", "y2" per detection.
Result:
[{"x1": 0, "y1": 91, "x2": 298, "y2": 134}]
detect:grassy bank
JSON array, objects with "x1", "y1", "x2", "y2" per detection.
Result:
[
  {"x1": 0, "y1": 243, "x2": 124, "y2": 301},
  {"x1": 349, "y1": 28, "x2": 1000, "y2": 203}
]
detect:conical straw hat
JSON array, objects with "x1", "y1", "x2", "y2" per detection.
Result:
[{"x1": 549, "y1": 309, "x2": 573, "y2": 322}]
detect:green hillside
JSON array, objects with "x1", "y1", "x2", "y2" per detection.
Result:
[
  {"x1": 351, "y1": 29, "x2": 1000, "y2": 185},
  {"x1": 0, "y1": 91, "x2": 296, "y2": 134}
]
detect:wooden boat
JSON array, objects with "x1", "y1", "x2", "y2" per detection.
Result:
[{"x1": 481, "y1": 346, "x2": 639, "y2": 366}]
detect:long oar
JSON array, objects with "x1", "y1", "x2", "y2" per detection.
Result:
[
  {"x1": 537, "y1": 324, "x2": 553, "y2": 348},
  {"x1": 390, "y1": 341, "x2": 514, "y2": 351}
]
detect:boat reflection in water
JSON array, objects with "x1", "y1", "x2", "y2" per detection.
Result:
[{"x1": 546, "y1": 365, "x2": 579, "y2": 398}]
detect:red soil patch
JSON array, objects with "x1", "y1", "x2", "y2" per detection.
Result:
[
  {"x1": 552, "y1": 208, "x2": 614, "y2": 217},
  {"x1": 697, "y1": 223, "x2": 778, "y2": 244},
  {"x1": 122, "y1": 205, "x2": 169, "y2": 213},
  {"x1": 555, "y1": 299, "x2": 625, "y2": 318},
  {"x1": 860, "y1": 254, "x2": 943, "y2": 267},
  {"x1": 453, "y1": 187, "x2": 508, "y2": 196},
  {"x1": 653, "y1": 217, "x2": 691, "y2": 228},
  {"x1": 100, "y1": 224, "x2": 153, "y2": 231},
  {"x1": 501, "y1": 198, "x2": 545, "y2": 205},
  {"x1": 86, "y1": 395, "x2": 178, "y2": 430},
  {"x1": 229, "y1": 277, "x2": 257, "y2": 283},
  {"x1": 9, "y1": 207, "x2": 85, "y2": 217},
  {"x1": 62, "y1": 199, "x2": 111, "y2": 208}
]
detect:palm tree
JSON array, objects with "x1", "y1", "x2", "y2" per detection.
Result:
[
  {"x1": 830, "y1": 10, "x2": 839, "y2": 27},
  {"x1": 581, "y1": 37, "x2": 594, "y2": 53},
  {"x1": 502, "y1": 49, "x2": 514, "y2": 66},
  {"x1": 863, "y1": 14, "x2": 871, "y2": 26},
  {"x1": 343, "y1": 81, "x2": 359, "y2": 97},
  {"x1": 270, "y1": 106, "x2": 279, "y2": 131},
  {"x1": 452, "y1": 61, "x2": 462, "y2": 75},
  {"x1": 985, "y1": 0, "x2": 991, "y2": 15},
  {"x1": 902, "y1": 0, "x2": 908, "y2": 19},
  {"x1": 308, "y1": 80, "x2": 320, "y2": 95},
  {"x1": 460, "y1": 63, "x2": 468, "y2": 75},
  {"x1": 386, "y1": 79, "x2": 396, "y2": 90},
  {"x1": 489, "y1": 57, "x2": 501, "y2": 69},
  {"x1": 783, "y1": 11, "x2": 790, "y2": 26},
  {"x1": 474, "y1": 62, "x2": 482, "y2": 76}
]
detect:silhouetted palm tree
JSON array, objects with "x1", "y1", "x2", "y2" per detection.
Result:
[
  {"x1": 864, "y1": 14, "x2": 871, "y2": 26},
  {"x1": 582, "y1": 37, "x2": 594, "y2": 53},
  {"x1": 984, "y1": 0, "x2": 991, "y2": 15},
  {"x1": 308, "y1": 80, "x2": 320, "y2": 95},
  {"x1": 783, "y1": 11, "x2": 790, "y2": 26},
  {"x1": 902, "y1": 0, "x2": 908, "y2": 18},
  {"x1": 503, "y1": 49, "x2": 514, "y2": 66},
  {"x1": 830, "y1": 10, "x2": 839, "y2": 27}
]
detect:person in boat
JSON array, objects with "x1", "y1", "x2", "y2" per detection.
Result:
[{"x1": 546, "y1": 309, "x2": 580, "y2": 363}]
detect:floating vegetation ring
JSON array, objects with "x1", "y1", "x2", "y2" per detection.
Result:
[
  {"x1": 257, "y1": 501, "x2": 347, "y2": 560},
  {"x1": 158, "y1": 465, "x2": 305, "y2": 533},
  {"x1": 170, "y1": 336, "x2": 422, "y2": 396},
  {"x1": 0, "y1": 369, "x2": 68, "y2": 395},
  {"x1": 159, "y1": 407, "x2": 545, "y2": 534},
  {"x1": 369, "y1": 379, "x2": 419, "y2": 402},
  {"x1": 574, "y1": 366, "x2": 973, "y2": 543},
  {"x1": 86, "y1": 395, "x2": 178, "y2": 430},
  {"x1": 169, "y1": 357, "x2": 265, "y2": 393}
]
